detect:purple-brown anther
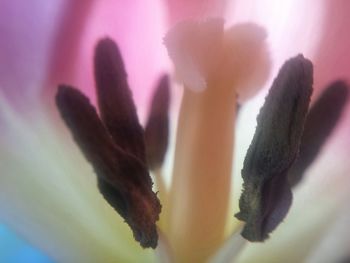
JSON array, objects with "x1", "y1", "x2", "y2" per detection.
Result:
[
  {"x1": 288, "y1": 80, "x2": 349, "y2": 186},
  {"x1": 235, "y1": 55, "x2": 313, "y2": 241},
  {"x1": 55, "y1": 38, "x2": 161, "y2": 248},
  {"x1": 94, "y1": 38, "x2": 146, "y2": 162},
  {"x1": 145, "y1": 75, "x2": 170, "y2": 170}
]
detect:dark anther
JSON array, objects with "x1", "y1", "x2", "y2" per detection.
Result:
[
  {"x1": 235, "y1": 55, "x2": 313, "y2": 241},
  {"x1": 55, "y1": 38, "x2": 161, "y2": 249},
  {"x1": 145, "y1": 75, "x2": 170, "y2": 170},
  {"x1": 288, "y1": 80, "x2": 349, "y2": 186},
  {"x1": 94, "y1": 38, "x2": 146, "y2": 162}
]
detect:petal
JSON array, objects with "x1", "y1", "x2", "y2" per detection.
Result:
[
  {"x1": 68, "y1": 0, "x2": 170, "y2": 119},
  {"x1": 0, "y1": 0, "x2": 63, "y2": 109},
  {"x1": 301, "y1": 22, "x2": 350, "y2": 256},
  {"x1": 309, "y1": 0, "x2": 350, "y2": 167},
  {"x1": 0, "y1": 225, "x2": 51, "y2": 262},
  {"x1": 0, "y1": 95, "x2": 155, "y2": 262},
  {"x1": 288, "y1": 81, "x2": 349, "y2": 186},
  {"x1": 306, "y1": 203, "x2": 350, "y2": 263},
  {"x1": 209, "y1": 229, "x2": 247, "y2": 263},
  {"x1": 226, "y1": 0, "x2": 325, "y2": 62},
  {"x1": 164, "y1": 0, "x2": 230, "y2": 25},
  {"x1": 2, "y1": 0, "x2": 169, "y2": 118},
  {"x1": 313, "y1": 0, "x2": 350, "y2": 93},
  {"x1": 44, "y1": 1, "x2": 95, "y2": 98}
]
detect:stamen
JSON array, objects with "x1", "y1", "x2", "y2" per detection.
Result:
[
  {"x1": 94, "y1": 38, "x2": 146, "y2": 162},
  {"x1": 164, "y1": 18, "x2": 270, "y2": 262},
  {"x1": 288, "y1": 80, "x2": 349, "y2": 186},
  {"x1": 56, "y1": 86, "x2": 161, "y2": 248},
  {"x1": 235, "y1": 55, "x2": 313, "y2": 241},
  {"x1": 55, "y1": 37, "x2": 162, "y2": 249},
  {"x1": 144, "y1": 75, "x2": 171, "y2": 170}
]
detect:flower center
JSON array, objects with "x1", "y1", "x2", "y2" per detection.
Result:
[{"x1": 163, "y1": 18, "x2": 270, "y2": 262}]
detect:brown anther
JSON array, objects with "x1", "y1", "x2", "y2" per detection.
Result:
[
  {"x1": 56, "y1": 38, "x2": 162, "y2": 248},
  {"x1": 235, "y1": 55, "x2": 313, "y2": 241}
]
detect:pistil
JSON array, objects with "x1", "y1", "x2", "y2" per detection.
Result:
[{"x1": 164, "y1": 18, "x2": 270, "y2": 262}]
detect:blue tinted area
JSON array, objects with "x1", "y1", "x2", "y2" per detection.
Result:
[{"x1": 0, "y1": 225, "x2": 53, "y2": 263}]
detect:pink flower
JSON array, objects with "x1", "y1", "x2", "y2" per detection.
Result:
[{"x1": 1, "y1": 0, "x2": 350, "y2": 262}]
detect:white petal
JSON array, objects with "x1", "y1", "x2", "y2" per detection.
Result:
[{"x1": 209, "y1": 228, "x2": 247, "y2": 263}]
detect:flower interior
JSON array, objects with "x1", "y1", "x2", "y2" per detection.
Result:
[{"x1": 54, "y1": 18, "x2": 349, "y2": 263}]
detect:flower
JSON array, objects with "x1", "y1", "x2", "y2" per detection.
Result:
[{"x1": 1, "y1": 0, "x2": 350, "y2": 263}]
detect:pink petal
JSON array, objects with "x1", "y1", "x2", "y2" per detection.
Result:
[
  {"x1": 59, "y1": 0, "x2": 170, "y2": 119},
  {"x1": 313, "y1": 0, "x2": 350, "y2": 93},
  {"x1": 44, "y1": 1, "x2": 95, "y2": 101},
  {"x1": 0, "y1": 0, "x2": 63, "y2": 109},
  {"x1": 306, "y1": 3, "x2": 350, "y2": 257},
  {"x1": 310, "y1": 0, "x2": 350, "y2": 152},
  {"x1": 165, "y1": 0, "x2": 229, "y2": 25},
  {"x1": 1, "y1": 1, "x2": 170, "y2": 120},
  {"x1": 225, "y1": 0, "x2": 325, "y2": 90}
]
